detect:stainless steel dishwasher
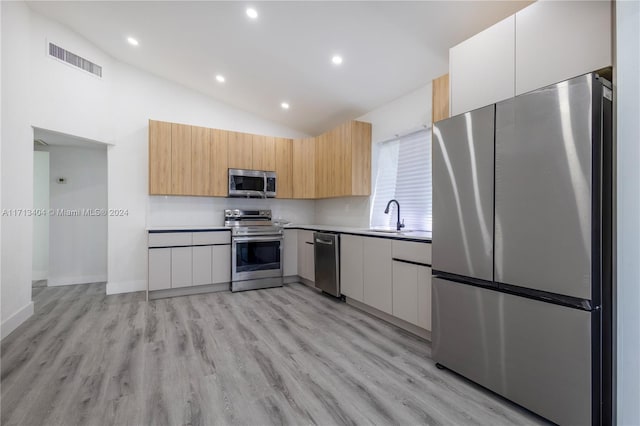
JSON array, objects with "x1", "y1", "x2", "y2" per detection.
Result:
[{"x1": 313, "y1": 232, "x2": 340, "y2": 297}]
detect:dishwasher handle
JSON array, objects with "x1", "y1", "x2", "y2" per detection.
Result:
[{"x1": 315, "y1": 238, "x2": 334, "y2": 245}]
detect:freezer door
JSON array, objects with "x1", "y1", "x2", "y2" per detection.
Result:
[
  {"x1": 432, "y1": 105, "x2": 495, "y2": 281},
  {"x1": 495, "y1": 74, "x2": 594, "y2": 300},
  {"x1": 433, "y1": 278, "x2": 593, "y2": 425}
]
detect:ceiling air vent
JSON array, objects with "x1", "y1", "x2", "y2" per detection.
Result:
[{"x1": 48, "y1": 42, "x2": 102, "y2": 78}]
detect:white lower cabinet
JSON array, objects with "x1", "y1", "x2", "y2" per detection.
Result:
[
  {"x1": 283, "y1": 229, "x2": 298, "y2": 276},
  {"x1": 149, "y1": 248, "x2": 171, "y2": 290},
  {"x1": 363, "y1": 237, "x2": 392, "y2": 314},
  {"x1": 212, "y1": 245, "x2": 231, "y2": 284},
  {"x1": 297, "y1": 230, "x2": 315, "y2": 282},
  {"x1": 171, "y1": 247, "x2": 193, "y2": 288},
  {"x1": 340, "y1": 235, "x2": 364, "y2": 301},
  {"x1": 192, "y1": 246, "x2": 213, "y2": 286},
  {"x1": 417, "y1": 266, "x2": 432, "y2": 331},
  {"x1": 392, "y1": 261, "x2": 419, "y2": 325},
  {"x1": 392, "y1": 261, "x2": 432, "y2": 331}
]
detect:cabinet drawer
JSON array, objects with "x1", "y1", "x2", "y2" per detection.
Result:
[
  {"x1": 192, "y1": 231, "x2": 230, "y2": 245},
  {"x1": 148, "y1": 232, "x2": 192, "y2": 247},
  {"x1": 392, "y1": 241, "x2": 431, "y2": 265}
]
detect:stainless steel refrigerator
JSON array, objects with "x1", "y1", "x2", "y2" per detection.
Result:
[{"x1": 432, "y1": 73, "x2": 613, "y2": 425}]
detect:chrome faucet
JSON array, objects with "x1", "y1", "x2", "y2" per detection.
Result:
[{"x1": 384, "y1": 199, "x2": 405, "y2": 231}]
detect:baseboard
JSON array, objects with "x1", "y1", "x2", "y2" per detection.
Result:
[
  {"x1": 106, "y1": 279, "x2": 146, "y2": 295},
  {"x1": 48, "y1": 274, "x2": 107, "y2": 287},
  {"x1": 1, "y1": 301, "x2": 34, "y2": 340},
  {"x1": 32, "y1": 270, "x2": 48, "y2": 281},
  {"x1": 346, "y1": 298, "x2": 431, "y2": 341},
  {"x1": 149, "y1": 282, "x2": 229, "y2": 300}
]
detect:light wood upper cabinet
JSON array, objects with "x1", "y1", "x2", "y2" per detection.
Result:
[
  {"x1": 252, "y1": 134, "x2": 276, "y2": 171},
  {"x1": 191, "y1": 126, "x2": 211, "y2": 196},
  {"x1": 149, "y1": 119, "x2": 371, "y2": 199},
  {"x1": 314, "y1": 120, "x2": 371, "y2": 198},
  {"x1": 228, "y1": 131, "x2": 253, "y2": 169},
  {"x1": 149, "y1": 120, "x2": 172, "y2": 195},
  {"x1": 275, "y1": 137, "x2": 293, "y2": 199},
  {"x1": 171, "y1": 123, "x2": 192, "y2": 195},
  {"x1": 432, "y1": 74, "x2": 450, "y2": 123},
  {"x1": 292, "y1": 137, "x2": 316, "y2": 199},
  {"x1": 210, "y1": 129, "x2": 229, "y2": 197}
]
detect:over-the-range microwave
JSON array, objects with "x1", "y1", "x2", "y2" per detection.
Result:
[{"x1": 228, "y1": 168, "x2": 276, "y2": 198}]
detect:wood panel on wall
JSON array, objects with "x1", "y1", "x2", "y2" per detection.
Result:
[
  {"x1": 432, "y1": 73, "x2": 450, "y2": 123},
  {"x1": 275, "y1": 137, "x2": 293, "y2": 198},
  {"x1": 171, "y1": 123, "x2": 192, "y2": 195},
  {"x1": 149, "y1": 120, "x2": 172, "y2": 195},
  {"x1": 191, "y1": 126, "x2": 211, "y2": 196},
  {"x1": 228, "y1": 131, "x2": 253, "y2": 169},
  {"x1": 210, "y1": 129, "x2": 229, "y2": 196}
]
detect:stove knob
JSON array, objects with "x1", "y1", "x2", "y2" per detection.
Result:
[{"x1": 234, "y1": 210, "x2": 241, "y2": 216}]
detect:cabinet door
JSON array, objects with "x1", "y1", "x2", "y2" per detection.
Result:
[
  {"x1": 253, "y1": 135, "x2": 276, "y2": 171},
  {"x1": 211, "y1": 129, "x2": 229, "y2": 197},
  {"x1": 363, "y1": 237, "x2": 392, "y2": 314},
  {"x1": 417, "y1": 266, "x2": 432, "y2": 331},
  {"x1": 349, "y1": 121, "x2": 371, "y2": 196},
  {"x1": 191, "y1": 126, "x2": 211, "y2": 196},
  {"x1": 148, "y1": 248, "x2": 171, "y2": 290},
  {"x1": 340, "y1": 234, "x2": 364, "y2": 301},
  {"x1": 228, "y1": 131, "x2": 253, "y2": 169},
  {"x1": 212, "y1": 245, "x2": 231, "y2": 283},
  {"x1": 292, "y1": 138, "x2": 315, "y2": 199},
  {"x1": 275, "y1": 138, "x2": 293, "y2": 199},
  {"x1": 192, "y1": 246, "x2": 213, "y2": 286},
  {"x1": 450, "y1": 15, "x2": 515, "y2": 115},
  {"x1": 171, "y1": 247, "x2": 193, "y2": 288},
  {"x1": 149, "y1": 120, "x2": 172, "y2": 195},
  {"x1": 515, "y1": 1, "x2": 611, "y2": 95},
  {"x1": 171, "y1": 123, "x2": 192, "y2": 195},
  {"x1": 283, "y1": 229, "x2": 298, "y2": 276},
  {"x1": 392, "y1": 261, "x2": 419, "y2": 325}
]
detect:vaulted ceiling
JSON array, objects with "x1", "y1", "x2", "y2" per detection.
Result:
[{"x1": 27, "y1": 1, "x2": 530, "y2": 134}]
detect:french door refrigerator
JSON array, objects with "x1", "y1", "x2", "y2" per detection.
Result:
[{"x1": 432, "y1": 73, "x2": 612, "y2": 425}]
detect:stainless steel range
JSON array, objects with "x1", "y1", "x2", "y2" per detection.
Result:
[{"x1": 225, "y1": 209, "x2": 283, "y2": 292}]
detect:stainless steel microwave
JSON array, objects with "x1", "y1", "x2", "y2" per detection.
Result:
[{"x1": 228, "y1": 169, "x2": 276, "y2": 198}]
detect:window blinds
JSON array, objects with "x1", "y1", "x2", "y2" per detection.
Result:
[{"x1": 369, "y1": 129, "x2": 432, "y2": 231}]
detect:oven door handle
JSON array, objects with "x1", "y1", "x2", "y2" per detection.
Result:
[{"x1": 233, "y1": 236, "x2": 283, "y2": 243}]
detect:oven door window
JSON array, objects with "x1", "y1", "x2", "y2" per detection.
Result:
[
  {"x1": 235, "y1": 240, "x2": 281, "y2": 273},
  {"x1": 230, "y1": 175, "x2": 265, "y2": 192}
]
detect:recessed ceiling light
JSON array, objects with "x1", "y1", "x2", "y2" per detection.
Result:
[
  {"x1": 215, "y1": 74, "x2": 225, "y2": 83},
  {"x1": 246, "y1": 8, "x2": 258, "y2": 19},
  {"x1": 127, "y1": 36, "x2": 139, "y2": 46},
  {"x1": 331, "y1": 55, "x2": 343, "y2": 65},
  {"x1": 281, "y1": 102, "x2": 290, "y2": 110}
]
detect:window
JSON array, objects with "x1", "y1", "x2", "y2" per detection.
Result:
[{"x1": 369, "y1": 129, "x2": 432, "y2": 231}]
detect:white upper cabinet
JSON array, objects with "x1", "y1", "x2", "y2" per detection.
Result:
[
  {"x1": 515, "y1": 1, "x2": 612, "y2": 96},
  {"x1": 450, "y1": 1, "x2": 612, "y2": 115},
  {"x1": 450, "y1": 15, "x2": 515, "y2": 116}
]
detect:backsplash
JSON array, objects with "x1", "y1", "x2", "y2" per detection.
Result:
[
  {"x1": 314, "y1": 196, "x2": 371, "y2": 228},
  {"x1": 147, "y1": 196, "x2": 316, "y2": 227}
]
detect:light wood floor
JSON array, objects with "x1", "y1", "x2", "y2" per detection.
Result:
[{"x1": 1, "y1": 282, "x2": 547, "y2": 425}]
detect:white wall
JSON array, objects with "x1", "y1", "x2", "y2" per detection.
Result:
[
  {"x1": 314, "y1": 84, "x2": 432, "y2": 227},
  {"x1": 47, "y1": 145, "x2": 107, "y2": 286},
  {"x1": 615, "y1": 1, "x2": 640, "y2": 424},
  {"x1": 32, "y1": 151, "x2": 49, "y2": 280},
  {"x1": 22, "y1": 5, "x2": 310, "y2": 297},
  {"x1": 148, "y1": 197, "x2": 315, "y2": 228},
  {"x1": 1, "y1": 1, "x2": 34, "y2": 339}
]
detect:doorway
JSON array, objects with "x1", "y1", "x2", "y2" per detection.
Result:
[{"x1": 32, "y1": 128, "x2": 108, "y2": 290}]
